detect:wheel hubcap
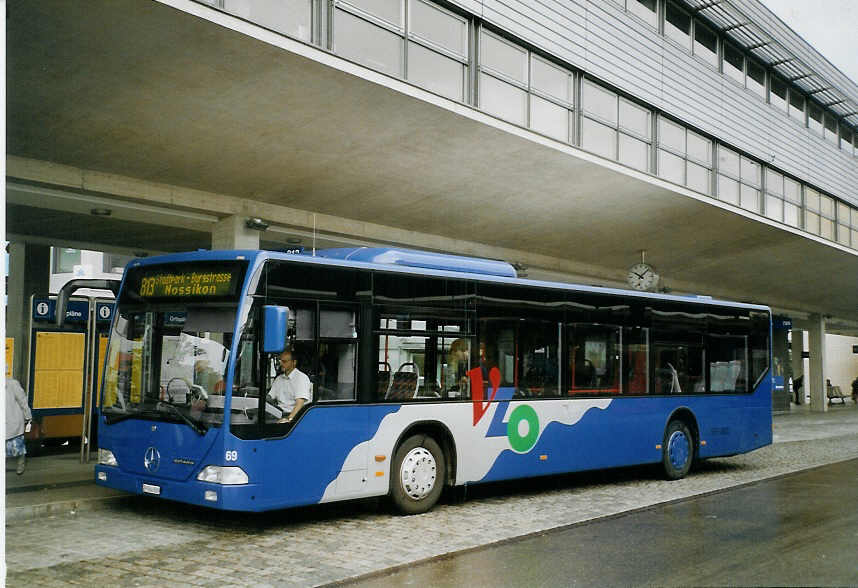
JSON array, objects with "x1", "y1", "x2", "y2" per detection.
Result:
[
  {"x1": 668, "y1": 430, "x2": 690, "y2": 470},
  {"x1": 400, "y1": 447, "x2": 437, "y2": 500}
]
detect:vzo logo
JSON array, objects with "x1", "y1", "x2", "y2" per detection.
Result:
[{"x1": 469, "y1": 367, "x2": 540, "y2": 453}]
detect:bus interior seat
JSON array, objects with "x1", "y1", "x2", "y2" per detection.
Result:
[
  {"x1": 378, "y1": 361, "x2": 392, "y2": 398},
  {"x1": 387, "y1": 362, "x2": 419, "y2": 400}
]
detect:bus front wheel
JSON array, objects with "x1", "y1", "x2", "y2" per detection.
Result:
[
  {"x1": 662, "y1": 420, "x2": 693, "y2": 480},
  {"x1": 390, "y1": 435, "x2": 446, "y2": 515}
]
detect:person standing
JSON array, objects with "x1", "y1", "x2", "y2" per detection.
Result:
[
  {"x1": 269, "y1": 350, "x2": 312, "y2": 424},
  {"x1": 6, "y1": 377, "x2": 32, "y2": 475}
]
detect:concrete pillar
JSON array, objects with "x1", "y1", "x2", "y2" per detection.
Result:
[
  {"x1": 790, "y1": 329, "x2": 804, "y2": 405},
  {"x1": 807, "y1": 314, "x2": 827, "y2": 413},
  {"x1": 6, "y1": 242, "x2": 50, "y2": 388},
  {"x1": 211, "y1": 215, "x2": 261, "y2": 250}
]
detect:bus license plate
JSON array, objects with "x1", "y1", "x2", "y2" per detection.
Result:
[{"x1": 142, "y1": 483, "x2": 161, "y2": 495}]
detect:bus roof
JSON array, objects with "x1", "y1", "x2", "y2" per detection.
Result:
[{"x1": 125, "y1": 248, "x2": 771, "y2": 313}]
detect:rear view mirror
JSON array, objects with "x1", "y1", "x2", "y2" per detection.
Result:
[{"x1": 262, "y1": 305, "x2": 289, "y2": 354}]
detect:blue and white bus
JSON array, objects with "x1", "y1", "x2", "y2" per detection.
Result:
[{"x1": 85, "y1": 248, "x2": 772, "y2": 514}]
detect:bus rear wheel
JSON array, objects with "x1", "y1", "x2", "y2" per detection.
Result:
[
  {"x1": 662, "y1": 420, "x2": 693, "y2": 480},
  {"x1": 390, "y1": 435, "x2": 445, "y2": 515}
]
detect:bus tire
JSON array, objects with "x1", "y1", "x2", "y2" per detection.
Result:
[
  {"x1": 662, "y1": 420, "x2": 693, "y2": 480},
  {"x1": 390, "y1": 435, "x2": 445, "y2": 515}
]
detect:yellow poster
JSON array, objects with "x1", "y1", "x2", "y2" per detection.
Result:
[
  {"x1": 5, "y1": 338, "x2": 13, "y2": 378},
  {"x1": 32, "y1": 332, "x2": 85, "y2": 409}
]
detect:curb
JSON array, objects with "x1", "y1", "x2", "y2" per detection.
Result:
[{"x1": 6, "y1": 493, "x2": 131, "y2": 524}]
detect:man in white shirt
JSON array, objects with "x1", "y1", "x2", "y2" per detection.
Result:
[{"x1": 269, "y1": 350, "x2": 312, "y2": 423}]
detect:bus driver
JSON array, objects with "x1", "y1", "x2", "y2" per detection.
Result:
[{"x1": 270, "y1": 350, "x2": 312, "y2": 424}]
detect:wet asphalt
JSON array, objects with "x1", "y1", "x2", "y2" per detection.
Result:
[{"x1": 347, "y1": 458, "x2": 858, "y2": 587}]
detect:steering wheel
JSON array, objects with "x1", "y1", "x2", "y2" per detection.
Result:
[{"x1": 165, "y1": 377, "x2": 191, "y2": 404}]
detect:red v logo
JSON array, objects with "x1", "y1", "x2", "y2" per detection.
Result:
[{"x1": 470, "y1": 366, "x2": 501, "y2": 426}]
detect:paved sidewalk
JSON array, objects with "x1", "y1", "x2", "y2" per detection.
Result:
[
  {"x1": 4, "y1": 402, "x2": 858, "y2": 586},
  {"x1": 4, "y1": 401, "x2": 857, "y2": 524}
]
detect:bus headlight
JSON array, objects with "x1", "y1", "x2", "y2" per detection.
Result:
[
  {"x1": 196, "y1": 465, "x2": 249, "y2": 485},
  {"x1": 98, "y1": 448, "x2": 118, "y2": 467}
]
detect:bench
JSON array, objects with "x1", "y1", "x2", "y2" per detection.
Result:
[{"x1": 827, "y1": 385, "x2": 849, "y2": 405}]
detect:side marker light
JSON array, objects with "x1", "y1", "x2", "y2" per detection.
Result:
[
  {"x1": 374, "y1": 455, "x2": 386, "y2": 462},
  {"x1": 375, "y1": 471, "x2": 384, "y2": 477},
  {"x1": 655, "y1": 444, "x2": 662, "y2": 450},
  {"x1": 539, "y1": 455, "x2": 548, "y2": 461}
]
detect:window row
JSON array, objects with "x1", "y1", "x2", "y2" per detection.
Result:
[
  {"x1": 623, "y1": 0, "x2": 858, "y2": 158},
  {"x1": 199, "y1": 0, "x2": 858, "y2": 249},
  {"x1": 375, "y1": 307, "x2": 769, "y2": 401}
]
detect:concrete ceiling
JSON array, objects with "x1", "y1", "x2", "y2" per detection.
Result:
[{"x1": 6, "y1": 0, "x2": 858, "y2": 327}]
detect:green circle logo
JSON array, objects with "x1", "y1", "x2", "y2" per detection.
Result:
[{"x1": 507, "y1": 405, "x2": 539, "y2": 453}]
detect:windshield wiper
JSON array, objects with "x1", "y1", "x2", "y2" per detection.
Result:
[{"x1": 156, "y1": 401, "x2": 208, "y2": 436}]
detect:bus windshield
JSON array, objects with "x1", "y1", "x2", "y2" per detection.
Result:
[{"x1": 101, "y1": 305, "x2": 236, "y2": 431}]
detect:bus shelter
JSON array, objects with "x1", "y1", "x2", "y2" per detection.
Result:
[{"x1": 27, "y1": 295, "x2": 114, "y2": 461}]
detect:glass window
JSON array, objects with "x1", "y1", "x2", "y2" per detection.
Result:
[
  {"x1": 658, "y1": 118, "x2": 685, "y2": 153},
  {"x1": 658, "y1": 149, "x2": 685, "y2": 184},
  {"x1": 628, "y1": 0, "x2": 657, "y2": 28},
  {"x1": 687, "y1": 161, "x2": 711, "y2": 194},
  {"x1": 335, "y1": 9, "x2": 403, "y2": 76},
  {"x1": 619, "y1": 133, "x2": 649, "y2": 172},
  {"x1": 583, "y1": 80, "x2": 618, "y2": 126},
  {"x1": 717, "y1": 174, "x2": 740, "y2": 205},
  {"x1": 479, "y1": 73, "x2": 527, "y2": 125},
  {"x1": 789, "y1": 91, "x2": 805, "y2": 125},
  {"x1": 223, "y1": 0, "x2": 312, "y2": 40},
  {"x1": 808, "y1": 102, "x2": 823, "y2": 135},
  {"x1": 718, "y1": 145, "x2": 740, "y2": 177},
  {"x1": 746, "y1": 60, "x2": 766, "y2": 99},
  {"x1": 103, "y1": 253, "x2": 134, "y2": 274},
  {"x1": 840, "y1": 125, "x2": 854, "y2": 154},
  {"x1": 651, "y1": 332, "x2": 704, "y2": 395},
  {"x1": 784, "y1": 177, "x2": 801, "y2": 203},
  {"x1": 837, "y1": 222, "x2": 851, "y2": 246},
  {"x1": 708, "y1": 334, "x2": 747, "y2": 393},
  {"x1": 665, "y1": 2, "x2": 692, "y2": 50},
  {"x1": 480, "y1": 318, "x2": 560, "y2": 398},
  {"x1": 686, "y1": 130, "x2": 711, "y2": 165},
  {"x1": 480, "y1": 31, "x2": 527, "y2": 84},
  {"x1": 619, "y1": 99, "x2": 650, "y2": 138},
  {"x1": 723, "y1": 43, "x2": 744, "y2": 85},
  {"x1": 820, "y1": 194, "x2": 835, "y2": 217},
  {"x1": 408, "y1": 0, "x2": 467, "y2": 57},
  {"x1": 823, "y1": 114, "x2": 838, "y2": 145},
  {"x1": 852, "y1": 207, "x2": 858, "y2": 228},
  {"x1": 805, "y1": 187, "x2": 820, "y2": 211},
  {"x1": 623, "y1": 326, "x2": 649, "y2": 395},
  {"x1": 582, "y1": 118, "x2": 618, "y2": 159},
  {"x1": 740, "y1": 185, "x2": 760, "y2": 212},
  {"x1": 694, "y1": 23, "x2": 718, "y2": 68},
  {"x1": 741, "y1": 157, "x2": 760, "y2": 186},
  {"x1": 804, "y1": 211, "x2": 820, "y2": 235},
  {"x1": 530, "y1": 94, "x2": 569, "y2": 141},
  {"x1": 407, "y1": 41, "x2": 465, "y2": 101},
  {"x1": 531, "y1": 56, "x2": 572, "y2": 104},
  {"x1": 378, "y1": 312, "x2": 472, "y2": 401},
  {"x1": 567, "y1": 324, "x2": 621, "y2": 395},
  {"x1": 770, "y1": 76, "x2": 788, "y2": 113},
  {"x1": 820, "y1": 217, "x2": 834, "y2": 240},
  {"x1": 765, "y1": 169, "x2": 783, "y2": 196},
  {"x1": 765, "y1": 194, "x2": 784, "y2": 222},
  {"x1": 784, "y1": 202, "x2": 800, "y2": 227},
  {"x1": 344, "y1": 0, "x2": 403, "y2": 27},
  {"x1": 54, "y1": 247, "x2": 81, "y2": 273}
]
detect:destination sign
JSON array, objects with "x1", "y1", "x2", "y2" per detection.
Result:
[
  {"x1": 139, "y1": 271, "x2": 234, "y2": 298},
  {"x1": 125, "y1": 262, "x2": 246, "y2": 302}
]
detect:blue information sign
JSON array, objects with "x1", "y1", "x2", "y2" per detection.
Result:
[
  {"x1": 32, "y1": 298, "x2": 90, "y2": 323},
  {"x1": 95, "y1": 302, "x2": 115, "y2": 323}
]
